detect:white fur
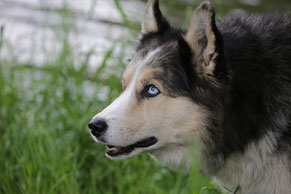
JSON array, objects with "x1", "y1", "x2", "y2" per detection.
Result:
[
  {"x1": 92, "y1": 47, "x2": 161, "y2": 147},
  {"x1": 149, "y1": 145, "x2": 192, "y2": 171},
  {"x1": 211, "y1": 134, "x2": 291, "y2": 193},
  {"x1": 90, "y1": 0, "x2": 291, "y2": 192},
  {"x1": 141, "y1": 0, "x2": 158, "y2": 33},
  {"x1": 149, "y1": 132, "x2": 291, "y2": 193}
]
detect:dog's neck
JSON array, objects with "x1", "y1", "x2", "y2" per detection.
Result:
[{"x1": 148, "y1": 144, "x2": 194, "y2": 172}]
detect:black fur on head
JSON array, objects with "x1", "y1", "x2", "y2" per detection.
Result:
[
  {"x1": 136, "y1": 0, "x2": 291, "y2": 175},
  {"x1": 137, "y1": 1, "x2": 229, "y2": 108}
]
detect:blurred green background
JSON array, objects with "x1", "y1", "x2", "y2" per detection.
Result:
[{"x1": 0, "y1": 0, "x2": 290, "y2": 193}]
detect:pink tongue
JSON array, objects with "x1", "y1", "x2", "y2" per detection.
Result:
[{"x1": 107, "y1": 146, "x2": 122, "y2": 152}]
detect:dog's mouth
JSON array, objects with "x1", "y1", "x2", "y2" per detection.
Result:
[{"x1": 105, "y1": 137, "x2": 158, "y2": 157}]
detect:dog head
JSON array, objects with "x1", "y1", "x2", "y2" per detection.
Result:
[{"x1": 89, "y1": 0, "x2": 225, "y2": 168}]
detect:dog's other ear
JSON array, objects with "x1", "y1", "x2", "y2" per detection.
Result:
[
  {"x1": 185, "y1": 1, "x2": 222, "y2": 78},
  {"x1": 141, "y1": 0, "x2": 170, "y2": 34}
]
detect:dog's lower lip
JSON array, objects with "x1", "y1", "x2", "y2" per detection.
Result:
[{"x1": 106, "y1": 137, "x2": 158, "y2": 157}]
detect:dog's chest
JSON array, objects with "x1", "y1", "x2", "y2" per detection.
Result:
[{"x1": 211, "y1": 138, "x2": 291, "y2": 194}]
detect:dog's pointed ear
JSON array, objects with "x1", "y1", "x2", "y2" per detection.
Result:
[
  {"x1": 185, "y1": 1, "x2": 222, "y2": 78},
  {"x1": 141, "y1": 0, "x2": 170, "y2": 34}
]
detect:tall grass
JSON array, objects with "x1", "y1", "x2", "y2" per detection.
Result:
[{"x1": 0, "y1": 1, "x2": 225, "y2": 194}]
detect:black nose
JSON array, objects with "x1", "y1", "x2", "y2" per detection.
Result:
[{"x1": 88, "y1": 118, "x2": 108, "y2": 137}]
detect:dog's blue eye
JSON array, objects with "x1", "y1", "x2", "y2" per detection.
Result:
[{"x1": 145, "y1": 85, "x2": 160, "y2": 97}]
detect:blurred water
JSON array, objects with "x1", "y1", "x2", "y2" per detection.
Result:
[
  {"x1": 0, "y1": 0, "x2": 144, "y2": 68},
  {"x1": 0, "y1": 0, "x2": 290, "y2": 67}
]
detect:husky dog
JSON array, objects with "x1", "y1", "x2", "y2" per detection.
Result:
[{"x1": 89, "y1": 0, "x2": 291, "y2": 193}]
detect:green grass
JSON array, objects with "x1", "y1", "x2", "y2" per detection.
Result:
[
  {"x1": 0, "y1": 2, "x2": 226, "y2": 194},
  {"x1": 0, "y1": 35, "x2": 219, "y2": 194}
]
